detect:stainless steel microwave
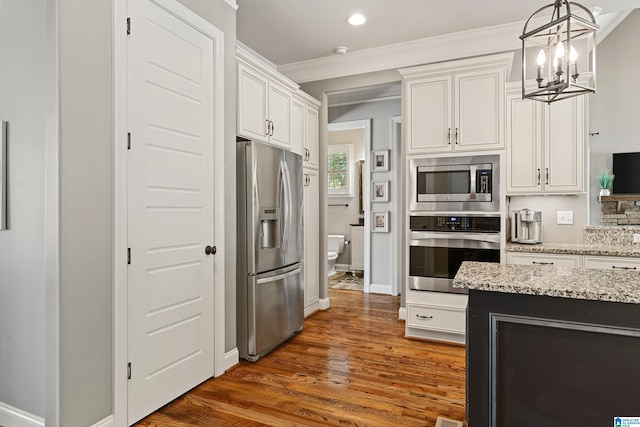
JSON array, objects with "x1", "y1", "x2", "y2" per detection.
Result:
[{"x1": 408, "y1": 155, "x2": 500, "y2": 212}]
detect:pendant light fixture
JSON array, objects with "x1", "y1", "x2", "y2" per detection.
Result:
[{"x1": 520, "y1": 0, "x2": 598, "y2": 103}]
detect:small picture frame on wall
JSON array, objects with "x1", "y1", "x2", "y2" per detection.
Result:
[
  {"x1": 371, "y1": 181, "x2": 389, "y2": 202},
  {"x1": 371, "y1": 211, "x2": 389, "y2": 233},
  {"x1": 372, "y1": 150, "x2": 389, "y2": 172}
]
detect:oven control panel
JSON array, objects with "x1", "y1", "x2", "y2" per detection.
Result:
[{"x1": 410, "y1": 215, "x2": 500, "y2": 232}]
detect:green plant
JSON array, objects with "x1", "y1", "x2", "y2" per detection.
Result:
[{"x1": 597, "y1": 168, "x2": 615, "y2": 189}]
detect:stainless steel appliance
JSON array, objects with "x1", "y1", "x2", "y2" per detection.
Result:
[
  {"x1": 237, "y1": 139, "x2": 304, "y2": 362},
  {"x1": 510, "y1": 209, "x2": 542, "y2": 244},
  {"x1": 409, "y1": 155, "x2": 500, "y2": 212},
  {"x1": 409, "y1": 214, "x2": 500, "y2": 294}
]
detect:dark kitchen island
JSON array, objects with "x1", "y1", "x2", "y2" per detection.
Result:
[{"x1": 453, "y1": 261, "x2": 640, "y2": 427}]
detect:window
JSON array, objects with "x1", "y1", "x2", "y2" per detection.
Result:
[{"x1": 327, "y1": 144, "x2": 352, "y2": 197}]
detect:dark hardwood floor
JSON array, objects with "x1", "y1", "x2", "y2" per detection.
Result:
[{"x1": 135, "y1": 289, "x2": 466, "y2": 426}]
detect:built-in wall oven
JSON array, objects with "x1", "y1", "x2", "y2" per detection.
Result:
[
  {"x1": 409, "y1": 154, "x2": 500, "y2": 212},
  {"x1": 409, "y1": 215, "x2": 501, "y2": 294}
]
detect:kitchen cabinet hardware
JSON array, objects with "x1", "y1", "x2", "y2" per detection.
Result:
[
  {"x1": 612, "y1": 265, "x2": 637, "y2": 270},
  {"x1": 532, "y1": 261, "x2": 554, "y2": 265},
  {"x1": 416, "y1": 314, "x2": 434, "y2": 319}
]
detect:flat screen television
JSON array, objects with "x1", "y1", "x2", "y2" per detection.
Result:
[{"x1": 613, "y1": 152, "x2": 640, "y2": 194}]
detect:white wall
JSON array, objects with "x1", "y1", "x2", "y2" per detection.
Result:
[
  {"x1": 327, "y1": 128, "x2": 365, "y2": 266},
  {"x1": 0, "y1": 0, "x2": 46, "y2": 419},
  {"x1": 329, "y1": 98, "x2": 401, "y2": 290},
  {"x1": 589, "y1": 9, "x2": 640, "y2": 224}
]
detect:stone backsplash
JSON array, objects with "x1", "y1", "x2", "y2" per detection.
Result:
[{"x1": 599, "y1": 195, "x2": 640, "y2": 226}]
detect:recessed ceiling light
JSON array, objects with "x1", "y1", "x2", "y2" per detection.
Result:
[{"x1": 348, "y1": 13, "x2": 366, "y2": 26}]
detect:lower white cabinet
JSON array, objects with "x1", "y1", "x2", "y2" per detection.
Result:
[
  {"x1": 583, "y1": 256, "x2": 640, "y2": 271},
  {"x1": 350, "y1": 225, "x2": 364, "y2": 271},
  {"x1": 405, "y1": 290, "x2": 467, "y2": 344},
  {"x1": 303, "y1": 168, "x2": 319, "y2": 317},
  {"x1": 506, "y1": 252, "x2": 582, "y2": 268}
]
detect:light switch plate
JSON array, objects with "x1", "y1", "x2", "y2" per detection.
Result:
[{"x1": 557, "y1": 211, "x2": 574, "y2": 225}]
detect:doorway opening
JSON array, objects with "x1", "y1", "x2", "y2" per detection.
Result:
[{"x1": 326, "y1": 82, "x2": 402, "y2": 296}]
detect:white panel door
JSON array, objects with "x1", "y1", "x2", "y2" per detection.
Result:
[{"x1": 127, "y1": 0, "x2": 215, "y2": 423}]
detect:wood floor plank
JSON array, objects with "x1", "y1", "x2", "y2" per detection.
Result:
[{"x1": 135, "y1": 289, "x2": 466, "y2": 426}]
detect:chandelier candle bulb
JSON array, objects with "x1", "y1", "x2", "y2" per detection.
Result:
[
  {"x1": 570, "y1": 46, "x2": 579, "y2": 80},
  {"x1": 536, "y1": 49, "x2": 545, "y2": 83}
]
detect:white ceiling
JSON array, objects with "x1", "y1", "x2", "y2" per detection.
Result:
[{"x1": 236, "y1": 0, "x2": 640, "y2": 67}]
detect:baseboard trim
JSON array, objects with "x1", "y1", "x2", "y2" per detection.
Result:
[
  {"x1": 0, "y1": 402, "x2": 44, "y2": 427},
  {"x1": 369, "y1": 283, "x2": 392, "y2": 295},
  {"x1": 335, "y1": 263, "x2": 350, "y2": 272},
  {"x1": 318, "y1": 297, "x2": 330, "y2": 310},
  {"x1": 398, "y1": 307, "x2": 407, "y2": 321},
  {"x1": 224, "y1": 348, "x2": 239, "y2": 372},
  {"x1": 304, "y1": 302, "x2": 319, "y2": 317},
  {"x1": 90, "y1": 415, "x2": 114, "y2": 427}
]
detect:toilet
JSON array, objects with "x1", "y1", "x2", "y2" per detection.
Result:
[{"x1": 327, "y1": 234, "x2": 346, "y2": 276}]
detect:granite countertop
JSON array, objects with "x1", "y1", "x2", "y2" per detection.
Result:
[
  {"x1": 505, "y1": 242, "x2": 640, "y2": 258},
  {"x1": 453, "y1": 261, "x2": 640, "y2": 304}
]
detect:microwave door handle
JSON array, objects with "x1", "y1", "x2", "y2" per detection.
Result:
[{"x1": 469, "y1": 165, "x2": 477, "y2": 200}]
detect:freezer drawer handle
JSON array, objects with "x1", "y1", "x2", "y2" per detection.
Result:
[
  {"x1": 416, "y1": 314, "x2": 434, "y2": 320},
  {"x1": 205, "y1": 245, "x2": 216, "y2": 255},
  {"x1": 256, "y1": 266, "x2": 303, "y2": 284}
]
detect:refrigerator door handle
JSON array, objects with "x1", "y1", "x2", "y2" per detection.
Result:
[
  {"x1": 282, "y1": 160, "x2": 292, "y2": 253},
  {"x1": 256, "y1": 265, "x2": 303, "y2": 284}
]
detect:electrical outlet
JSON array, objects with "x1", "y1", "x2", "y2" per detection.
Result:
[
  {"x1": 557, "y1": 211, "x2": 574, "y2": 225},
  {"x1": 634, "y1": 234, "x2": 640, "y2": 244}
]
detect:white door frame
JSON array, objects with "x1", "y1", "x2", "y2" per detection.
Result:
[
  {"x1": 327, "y1": 119, "x2": 371, "y2": 293},
  {"x1": 113, "y1": 1, "x2": 226, "y2": 425},
  {"x1": 390, "y1": 116, "x2": 402, "y2": 296}
]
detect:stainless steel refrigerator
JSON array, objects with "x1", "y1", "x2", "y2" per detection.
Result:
[{"x1": 237, "y1": 138, "x2": 304, "y2": 362}]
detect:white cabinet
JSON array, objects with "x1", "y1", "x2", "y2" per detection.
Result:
[
  {"x1": 506, "y1": 83, "x2": 585, "y2": 194},
  {"x1": 400, "y1": 53, "x2": 512, "y2": 155},
  {"x1": 350, "y1": 225, "x2": 364, "y2": 271},
  {"x1": 405, "y1": 290, "x2": 468, "y2": 345},
  {"x1": 292, "y1": 92, "x2": 320, "y2": 169},
  {"x1": 583, "y1": 256, "x2": 640, "y2": 271},
  {"x1": 303, "y1": 168, "x2": 319, "y2": 317},
  {"x1": 304, "y1": 104, "x2": 319, "y2": 169},
  {"x1": 237, "y1": 61, "x2": 292, "y2": 148},
  {"x1": 506, "y1": 252, "x2": 582, "y2": 268}
]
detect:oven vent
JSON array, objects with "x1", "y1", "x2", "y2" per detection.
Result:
[{"x1": 435, "y1": 416, "x2": 464, "y2": 427}]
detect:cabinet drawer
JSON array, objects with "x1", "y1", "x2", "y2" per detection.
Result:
[
  {"x1": 407, "y1": 303, "x2": 465, "y2": 334},
  {"x1": 583, "y1": 256, "x2": 640, "y2": 271},
  {"x1": 506, "y1": 252, "x2": 581, "y2": 268}
]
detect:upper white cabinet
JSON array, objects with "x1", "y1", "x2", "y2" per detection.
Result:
[
  {"x1": 506, "y1": 82, "x2": 585, "y2": 194},
  {"x1": 237, "y1": 45, "x2": 297, "y2": 149},
  {"x1": 291, "y1": 92, "x2": 320, "y2": 168},
  {"x1": 399, "y1": 53, "x2": 512, "y2": 155}
]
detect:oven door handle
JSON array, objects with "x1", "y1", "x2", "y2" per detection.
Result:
[{"x1": 410, "y1": 231, "x2": 500, "y2": 242}]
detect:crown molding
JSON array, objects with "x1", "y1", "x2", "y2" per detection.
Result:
[
  {"x1": 276, "y1": 11, "x2": 630, "y2": 84},
  {"x1": 278, "y1": 21, "x2": 525, "y2": 84},
  {"x1": 224, "y1": 0, "x2": 238, "y2": 10}
]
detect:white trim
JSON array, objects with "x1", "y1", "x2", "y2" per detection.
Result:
[
  {"x1": 90, "y1": 415, "x2": 115, "y2": 427},
  {"x1": 329, "y1": 95, "x2": 401, "y2": 108},
  {"x1": 398, "y1": 307, "x2": 407, "y2": 321},
  {"x1": 327, "y1": 119, "x2": 372, "y2": 293},
  {"x1": 369, "y1": 283, "x2": 392, "y2": 295},
  {"x1": 223, "y1": 348, "x2": 239, "y2": 372},
  {"x1": 304, "y1": 302, "x2": 319, "y2": 318},
  {"x1": 113, "y1": 1, "x2": 226, "y2": 424},
  {"x1": 277, "y1": 12, "x2": 627, "y2": 84},
  {"x1": 390, "y1": 116, "x2": 402, "y2": 297},
  {"x1": 334, "y1": 263, "x2": 350, "y2": 272},
  {"x1": 278, "y1": 21, "x2": 523, "y2": 83},
  {"x1": 318, "y1": 297, "x2": 331, "y2": 310},
  {"x1": 224, "y1": 0, "x2": 238, "y2": 11},
  {"x1": 0, "y1": 402, "x2": 45, "y2": 427}
]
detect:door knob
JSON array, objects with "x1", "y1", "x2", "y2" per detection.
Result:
[{"x1": 205, "y1": 245, "x2": 216, "y2": 255}]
